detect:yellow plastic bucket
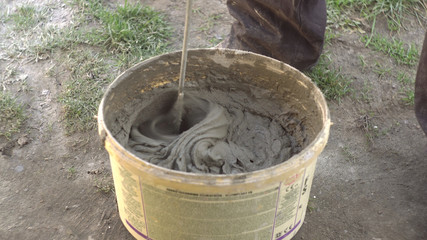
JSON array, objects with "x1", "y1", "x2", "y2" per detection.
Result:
[{"x1": 98, "y1": 49, "x2": 330, "y2": 240}]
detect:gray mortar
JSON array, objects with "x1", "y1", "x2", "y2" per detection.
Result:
[{"x1": 127, "y1": 87, "x2": 304, "y2": 174}]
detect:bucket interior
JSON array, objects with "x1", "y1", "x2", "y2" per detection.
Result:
[{"x1": 100, "y1": 49, "x2": 328, "y2": 172}]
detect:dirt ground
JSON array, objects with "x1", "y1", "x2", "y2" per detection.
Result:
[{"x1": 1, "y1": 0, "x2": 426, "y2": 239}]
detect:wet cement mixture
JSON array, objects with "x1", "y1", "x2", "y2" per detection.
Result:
[{"x1": 128, "y1": 88, "x2": 303, "y2": 174}]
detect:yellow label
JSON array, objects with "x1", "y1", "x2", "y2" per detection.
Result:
[
  {"x1": 111, "y1": 158, "x2": 149, "y2": 239},
  {"x1": 110, "y1": 155, "x2": 316, "y2": 240}
]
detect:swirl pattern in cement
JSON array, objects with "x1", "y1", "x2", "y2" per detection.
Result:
[{"x1": 128, "y1": 91, "x2": 295, "y2": 174}]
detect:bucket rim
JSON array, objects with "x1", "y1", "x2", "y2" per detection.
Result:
[{"x1": 98, "y1": 48, "x2": 331, "y2": 185}]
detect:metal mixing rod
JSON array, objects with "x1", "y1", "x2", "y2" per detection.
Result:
[{"x1": 178, "y1": 0, "x2": 193, "y2": 99}]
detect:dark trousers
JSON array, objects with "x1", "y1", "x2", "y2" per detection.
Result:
[
  {"x1": 226, "y1": 0, "x2": 327, "y2": 71},
  {"x1": 416, "y1": 32, "x2": 427, "y2": 135}
]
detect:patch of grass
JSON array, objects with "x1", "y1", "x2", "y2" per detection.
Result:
[
  {"x1": 373, "y1": 62, "x2": 392, "y2": 78},
  {"x1": 58, "y1": 50, "x2": 111, "y2": 133},
  {"x1": 0, "y1": 91, "x2": 25, "y2": 138},
  {"x1": 209, "y1": 36, "x2": 223, "y2": 46},
  {"x1": 72, "y1": 0, "x2": 103, "y2": 15},
  {"x1": 67, "y1": 166, "x2": 77, "y2": 179},
  {"x1": 0, "y1": 4, "x2": 6, "y2": 23},
  {"x1": 327, "y1": 0, "x2": 425, "y2": 32},
  {"x1": 359, "y1": 0, "x2": 423, "y2": 31},
  {"x1": 307, "y1": 198, "x2": 317, "y2": 213},
  {"x1": 198, "y1": 13, "x2": 222, "y2": 33},
  {"x1": 401, "y1": 88, "x2": 414, "y2": 105},
  {"x1": 8, "y1": 5, "x2": 47, "y2": 31},
  {"x1": 27, "y1": 0, "x2": 171, "y2": 66},
  {"x1": 2, "y1": 65, "x2": 18, "y2": 80},
  {"x1": 340, "y1": 145, "x2": 357, "y2": 163},
  {"x1": 34, "y1": 0, "x2": 172, "y2": 132},
  {"x1": 193, "y1": 9, "x2": 223, "y2": 46},
  {"x1": 96, "y1": 4, "x2": 170, "y2": 54},
  {"x1": 3, "y1": 21, "x2": 82, "y2": 62},
  {"x1": 75, "y1": 0, "x2": 172, "y2": 66},
  {"x1": 27, "y1": 27, "x2": 78, "y2": 61},
  {"x1": 397, "y1": 71, "x2": 413, "y2": 85},
  {"x1": 357, "y1": 112, "x2": 379, "y2": 144},
  {"x1": 326, "y1": 1, "x2": 365, "y2": 33},
  {"x1": 361, "y1": 34, "x2": 419, "y2": 66},
  {"x1": 359, "y1": 80, "x2": 373, "y2": 103},
  {"x1": 94, "y1": 176, "x2": 115, "y2": 194},
  {"x1": 306, "y1": 54, "x2": 352, "y2": 101},
  {"x1": 358, "y1": 55, "x2": 367, "y2": 72},
  {"x1": 396, "y1": 71, "x2": 415, "y2": 105},
  {"x1": 324, "y1": 29, "x2": 340, "y2": 45}
]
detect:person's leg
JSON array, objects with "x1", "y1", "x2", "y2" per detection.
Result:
[
  {"x1": 225, "y1": 0, "x2": 326, "y2": 71},
  {"x1": 415, "y1": 32, "x2": 427, "y2": 135}
]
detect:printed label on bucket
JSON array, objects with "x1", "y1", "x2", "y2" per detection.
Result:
[
  {"x1": 271, "y1": 164, "x2": 314, "y2": 240},
  {"x1": 112, "y1": 162, "x2": 149, "y2": 238},
  {"x1": 112, "y1": 159, "x2": 315, "y2": 240}
]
